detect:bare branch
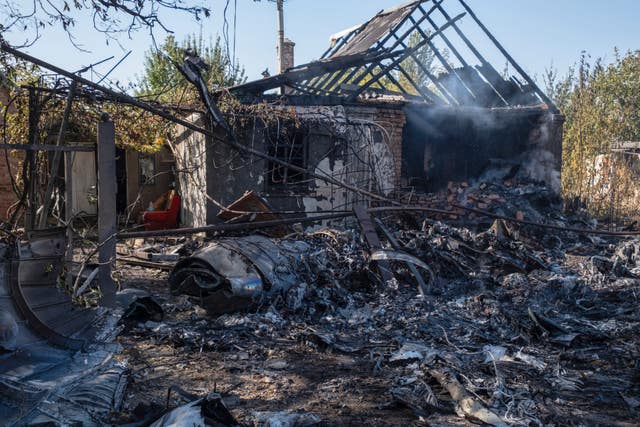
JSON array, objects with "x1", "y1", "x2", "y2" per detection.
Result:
[{"x1": 0, "y1": 0, "x2": 211, "y2": 47}]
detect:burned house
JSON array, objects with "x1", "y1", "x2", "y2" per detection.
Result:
[
  {"x1": 5, "y1": 2, "x2": 640, "y2": 426},
  {"x1": 173, "y1": 0, "x2": 564, "y2": 227}
]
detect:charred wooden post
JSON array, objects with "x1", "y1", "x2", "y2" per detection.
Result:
[
  {"x1": 97, "y1": 114, "x2": 117, "y2": 307},
  {"x1": 24, "y1": 87, "x2": 39, "y2": 231},
  {"x1": 64, "y1": 150, "x2": 73, "y2": 289}
]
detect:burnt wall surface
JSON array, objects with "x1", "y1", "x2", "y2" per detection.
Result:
[
  {"x1": 173, "y1": 113, "x2": 210, "y2": 227},
  {"x1": 174, "y1": 104, "x2": 563, "y2": 227},
  {"x1": 202, "y1": 105, "x2": 405, "y2": 223},
  {"x1": 205, "y1": 119, "x2": 270, "y2": 224},
  {"x1": 172, "y1": 105, "x2": 406, "y2": 227},
  {"x1": 402, "y1": 106, "x2": 564, "y2": 192}
]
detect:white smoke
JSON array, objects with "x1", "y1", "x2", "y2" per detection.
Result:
[{"x1": 522, "y1": 149, "x2": 561, "y2": 193}]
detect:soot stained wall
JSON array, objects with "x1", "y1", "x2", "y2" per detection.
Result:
[{"x1": 402, "y1": 106, "x2": 563, "y2": 191}]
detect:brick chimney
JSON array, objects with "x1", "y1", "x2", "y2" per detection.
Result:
[{"x1": 277, "y1": 38, "x2": 295, "y2": 73}]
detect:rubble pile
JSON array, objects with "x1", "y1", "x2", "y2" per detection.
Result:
[
  {"x1": 399, "y1": 162, "x2": 564, "y2": 225},
  {"x1": 115, "y1": 174, "x2": 640, "y2": 426}
]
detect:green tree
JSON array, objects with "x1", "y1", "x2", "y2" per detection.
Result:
[
  {"x1": 561, "y1": 50, "x2": 640, "y2": 217},
  {"x1": 136, "y1": 34, "x2": 246, "y2": 104},
  {"x1": 542, "y1": 63, "x2": 575, "y2": 112},
  {"x1": 396, "y1": 31, "x2": 438, "y2": 94}
]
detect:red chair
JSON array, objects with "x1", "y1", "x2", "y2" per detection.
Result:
[{"x1": 143, "y1": 194, "x2": 181, "y2": 231}]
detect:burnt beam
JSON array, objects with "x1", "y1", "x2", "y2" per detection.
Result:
[{"x1": 97, "y1": 115, "x2": 117, "y2": 307}]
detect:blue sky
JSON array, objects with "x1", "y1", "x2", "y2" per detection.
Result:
[{"x1": 7, "y1": 0, "x2": 639, "y2": 90}]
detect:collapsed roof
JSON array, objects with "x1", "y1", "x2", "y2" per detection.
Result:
[{"x1": 230, "y1": 0, "x2": 558, "y2": 112}]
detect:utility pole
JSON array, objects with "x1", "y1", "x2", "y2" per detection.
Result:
[{"x1": 277, "y1": 0, "x2": 285, "y2": 74}]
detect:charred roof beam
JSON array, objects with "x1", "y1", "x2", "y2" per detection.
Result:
[
  {"x1": 421, "y1": 3, "x2": 510, "y2": 106},
  {"x1": 230, "y1": 0, "x2": 558, "y2": 111},
  {"x1": 307, "y1": 67, "x2": 358, "y2": 95},
  {"x1": 417, "y1": 3, "x2": 469, "y2": 67},
  {"x1": 380, "y1": 25, "x2": 459, "y2": 105},
  {"x1": 393, "y1": 62, "x2": 441, "y2": 104},
  {"x1": 404, "y1": 14, "x2": 478, "y2": 105},
  {"x1": 456, "y1": 0, "x2": 559, "y2": 113},
  {"x1": 347, "y1": 12, "x2": 466, "y2": 101},
  {"x1": 229, "y1": 48, "x2": 408, "y2": 96}
]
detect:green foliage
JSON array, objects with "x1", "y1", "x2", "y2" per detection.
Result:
[
  {"x1": 557, "y1": 50, "x2": 640, "y2": 217},
  {"x1": 396, "y1": 31, "x2": 438, "y2": 94},
  {"x1": 136, "y1": 34, "x2": 246, "y2": 103},
  {"x1": 1, "y1": 53, "x2": 170, "y2": 155},
  {"x1": 2, "y1": 33, "x2": 250, "y2": 159},
  {"x1": 0, "y1": 56, "x2": 41, "y2": 157},
  {"x1": 543, "y1": 64, "x2": 574, "y2": 112}
]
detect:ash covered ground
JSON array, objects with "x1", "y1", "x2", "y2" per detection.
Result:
[{"x1": 112, "y1": 176, "x2": 640, "y2": 427}]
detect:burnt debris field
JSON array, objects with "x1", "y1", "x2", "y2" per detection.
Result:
[
  {"x1": 1, "y1": 0, "x2": 639, "y2": 426},
  {"x1": 5, "y1": 169, "x2": 638, "y2": 426},
  {"x1": 110, "y1": 173, "x2": 640, "y2": 427}
]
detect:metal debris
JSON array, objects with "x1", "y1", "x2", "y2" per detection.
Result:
[
  {"x1": 151, "y1": 391, "x2": 238, "y2": 427},
  {"x1": 116, "y1": 169, "x2": 640, "y2": 426},
  {"x1": 169, "y1": 235, "x2": 310, "y2": 315}
]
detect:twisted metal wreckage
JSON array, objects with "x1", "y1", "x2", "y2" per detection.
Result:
[{"x1": 1, "y1": 1, "x2": 637, "y2": 426}]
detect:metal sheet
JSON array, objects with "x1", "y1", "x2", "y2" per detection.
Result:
[
  {"x1": 11, "y1": 230, "x2": 116, "y2": 350},
  {"x1": 219, "y1": 235, "x2": 300, "y2": 292},
  {"x1": 0, "y1": 344, "x2": 127, "y2": 426},
  {"x1": 169, "y1": 236, "x2": 308, "y2": 314},
  {"x1": 0, "y1": 236, "x2": 126, "y2": 426},
  {"x1": 331, "y1": 4, "x2": 416, "y2": 58}
]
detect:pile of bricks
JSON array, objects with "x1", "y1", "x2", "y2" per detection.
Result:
[{"x1": 395, "y1": 175, "x2": 544, "y2": 223}]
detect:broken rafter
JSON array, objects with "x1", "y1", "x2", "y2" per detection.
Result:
[
  {"x1": 353, "y1": 205, "x2": 395, "y2": 284},
  {"x1": 404, "y1": 13, "x2": 474, "y2": 104},
  {"x1": 235, "y1": 0, "x2": 558, "y2": 111},
  {"x1": 416, "y1": 4, "x2": 468, "y2": 67},
  {"x1": 347, "y1": 13, "x2": 466, "y2": 101},
  {"x1": 456, "y1": 0, "x2": 559, "y2": 113},
  {"x1": 374, "y1": 28, "x2": 451, "y2": 104},
  {"x1": 229, "y1": 49, "x2": 407, "y2": 96}
]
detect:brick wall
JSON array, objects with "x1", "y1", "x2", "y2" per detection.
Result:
[
  {"x1": 343, "y1": 104, "x2": 407, "y2": 191},
  {"x1": 373, "y1": 107, "x2": 406, "y2": 188}
]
